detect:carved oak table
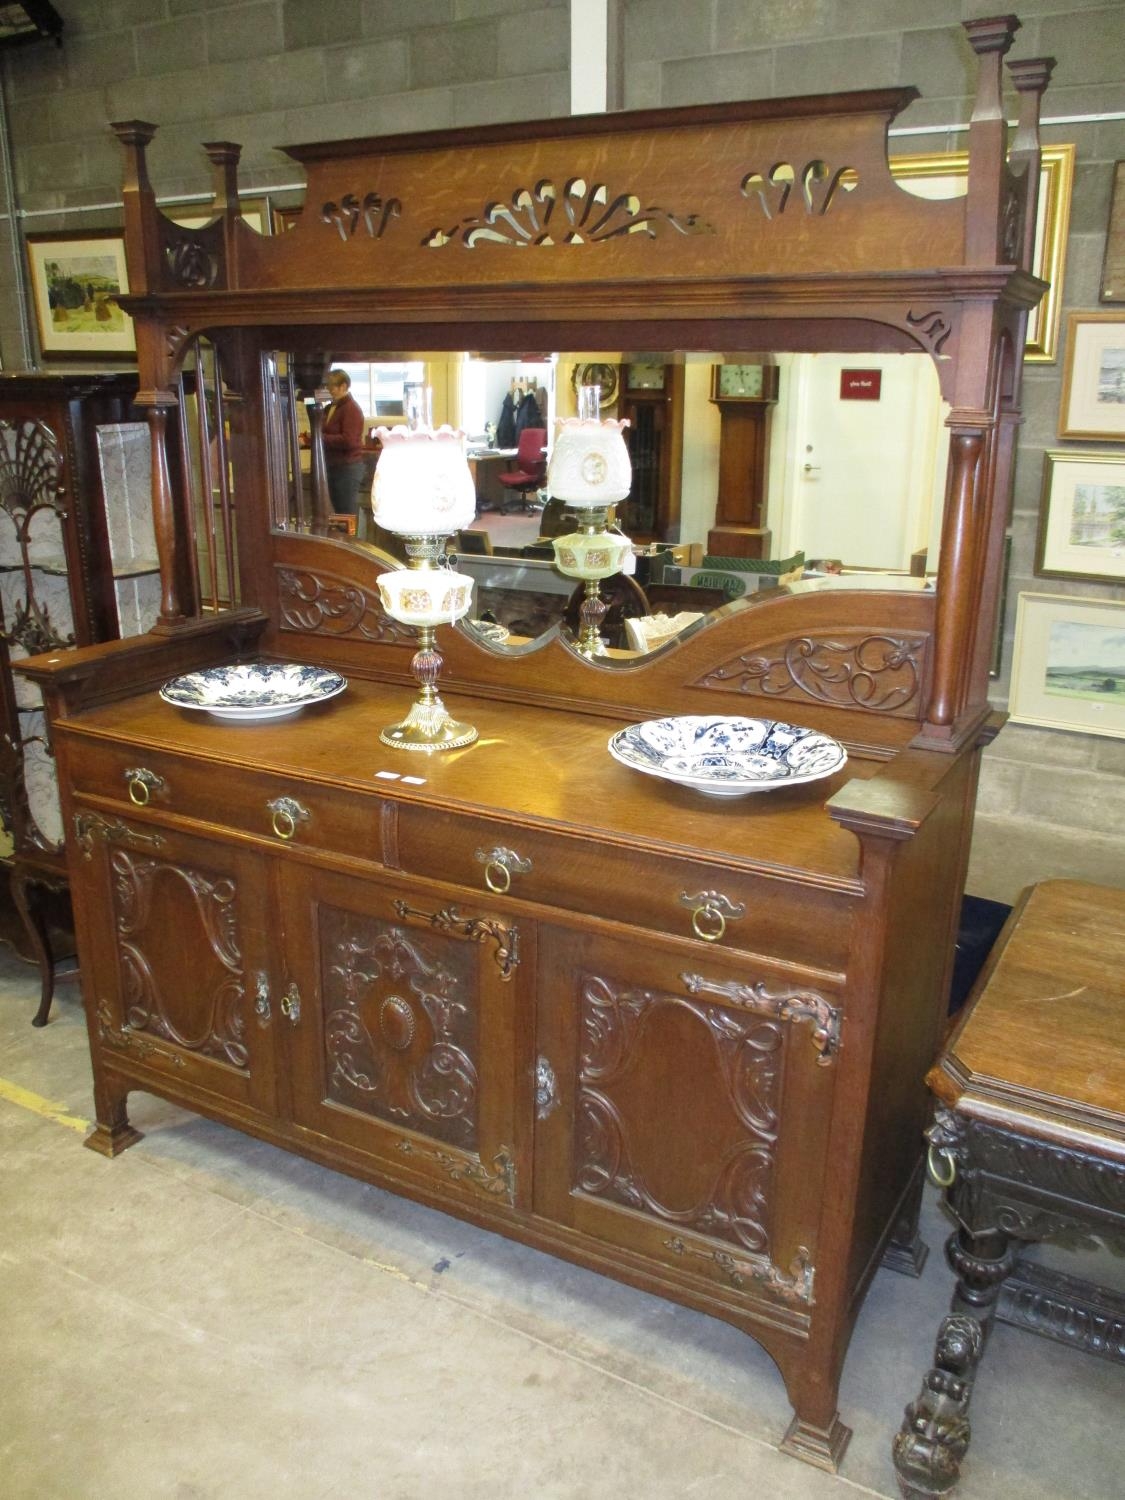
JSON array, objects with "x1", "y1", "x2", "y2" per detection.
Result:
[{"x1": 893, "y1": 879, "x2": 1125, "y2": 1499}]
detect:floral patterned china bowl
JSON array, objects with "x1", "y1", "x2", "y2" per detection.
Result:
[
  {"x1": 607, "y1": 715, "x2": 847, "y2": 797},
  {"x1": 160, "y1": 663, "x2": 347, "y2": 723}
]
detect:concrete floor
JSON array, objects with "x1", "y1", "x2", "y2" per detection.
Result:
[{"x1": 1, "y1": 945, "x2": 1121, "y2": 1500}]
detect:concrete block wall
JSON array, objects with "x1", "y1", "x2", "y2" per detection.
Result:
[{"x1": 0, "y1": 1, "x2": 1120, "y2": 886}]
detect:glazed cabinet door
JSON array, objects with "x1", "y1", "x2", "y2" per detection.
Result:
[
  {"x1": 72, "y1": 808, "x2": 276, "y2": 1112},
  {"x1": 534, "y1": 927, "x2": 841, "y2": 1316},
  {"x1": 279, "y1": 864, "x2": 528, "y2": 1214}
]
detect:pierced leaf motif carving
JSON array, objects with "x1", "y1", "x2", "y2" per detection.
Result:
[
  {"x1": 740, "y1": 160, "x2": 858, "y2": 218},
  {"x1": 695, "y1": 632, "x2": 926, "y2": 716},
  {"x1": 277, "y1": 565, "x2": 414, "y2": 642},
  {"x1": 321, "y1": 192, "x2": 402, "y2": 242},
  {"x1": 576, "y1": 973, "x2": 782, "y2": 1254},
  {"x1": 424, "y1": 177, "x2": 710, "y2": 249},
  {"x1": 0, "y1": 420, "x2": 74, "y2": 659},
  {"x1": 907, "y1": 309, "x2": 953, "y2": 354}
]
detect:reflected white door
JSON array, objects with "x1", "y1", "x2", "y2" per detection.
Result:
[{"x1": 786, "y1": 353, "x2": 947, "y2": 571}]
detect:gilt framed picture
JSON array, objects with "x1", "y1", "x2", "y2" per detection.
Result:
[
  {"x1": 890, "y1": 144, "x2": 1074, "y2": 362},
  {"x1": 1036, "y1": 450, "x2": 1125, "y2": 584},
  {"x1": 25, "y1": 230, "x2": 134, "y2": 358},
  {"x1": 1059, "y1": 312, "x2": 1125, "y2": 439},
  {"x1": 1010, "y1": 592, "x2": 1125, "y2": 739}
]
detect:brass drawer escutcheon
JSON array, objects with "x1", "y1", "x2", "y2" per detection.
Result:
[
  {"x1": 475, "y1": 845, "x2": 531, "y2": 894},
  {"x1": 536, "y1": 1056, "x2": 560, "y2": 1120},
  {"x1": 680, "y1": 890, "x2": 746, "y2": 942},
  {"x1": 280, "y1": 982, "x2": 301, "y2": 1023},
  {"x1": 267, "y1": 796, "x2": 310, "y2": 841},
  {"x1": 253, "y1": 972, "x2": 272, "y2": 1024},
  {"x1": 124, "y1": 767, "x2": 166, "y2": 806}
]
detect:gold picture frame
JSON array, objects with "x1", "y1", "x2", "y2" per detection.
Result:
[
  {"x1": 890, "y1": 144, "x2": 1074, "y2": 363},
  {"x1": 1036, "y1": 450, "x2": 1125, "y2": 585},
  {"x1": 1058, "y1": 311, "x2": 1125, "y2": 440},
  {"x1": 1010, "y1": 592, "x2": 1125, "y2": 740},
  {"x1": 25, "y1": 229, "x2": 134, "y2": 359}
]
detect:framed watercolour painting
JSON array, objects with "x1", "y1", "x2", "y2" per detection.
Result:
[
  {"x1": 25, "y1": 231, "x2": 134, "y2": 358},
  {"x1": 1036, "y1": 450, "x2": 1125, "y2": 584},
  {"x1": 1058, "y1": 312, "x2": 1125, "y2": 439},
  {"x1": 890, "y1": 144, "x2": 1074, "y2": 362},
  {"x1": 1010, "y1": 593, "x2": 1125, "y2": 740}
]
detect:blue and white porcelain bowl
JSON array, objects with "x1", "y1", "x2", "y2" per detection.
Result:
[
  {"x1": 160, "y1": 663, "x2": 347, "y2": 722},
  {"x1": 607, "y1": 715, "x2": 846, "y2": 797}
]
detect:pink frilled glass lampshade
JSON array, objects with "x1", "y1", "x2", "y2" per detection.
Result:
[{"x1": 370, "y1": 423, "x2": 478, "y2": 751}]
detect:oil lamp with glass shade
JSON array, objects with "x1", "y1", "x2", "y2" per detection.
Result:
[
  {"x1": 547, "y1": 385, "x2": 633, "y2": 657},
  {"x1": 372, "y1": 389, "x2": 478, "y2": 751}
]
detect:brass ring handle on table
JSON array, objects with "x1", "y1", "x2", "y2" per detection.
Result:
[
  {"x1": 927, "y1": 1144, "x2": 957, "y2": 1189},
  {"x1": 680, "y1": 890, "x2": 746, "y2": 944},
  {"x1": 125, "y1": 768, "x2": 165, "y2": 807},
  {"x1": 475, "y1": 846, "x2": 532, "y2": 895},
  {"x1": 267, "y1": 796, "x2": 310, "y2": 841}
]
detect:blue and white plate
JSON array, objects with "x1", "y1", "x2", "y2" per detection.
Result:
[
  {"x1": 160, "y1": 663, "x2": 347, "y2": 722},
  {"x1": 607, "y1": 715, "x2": 846, "y2": 797}
]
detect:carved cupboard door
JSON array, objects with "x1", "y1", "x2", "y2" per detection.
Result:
[
  {"x1": 534, "y1": 927, "x2": 841, "y2": 1315},
  {"x1": 72, "y1": 811, "x2": 276, "y2": 1111},
  {"x1": 280, "y1": 865, "x2": 527, "y2": 1213}
]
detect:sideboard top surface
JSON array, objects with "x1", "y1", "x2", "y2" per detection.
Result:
[{"x1": 58, "y1": 675, "x2": 872, "y2": 885}]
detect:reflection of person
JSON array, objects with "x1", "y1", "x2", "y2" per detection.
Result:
[{"x1": 315, "y1": 369, "x2": 366, "y2": 514}]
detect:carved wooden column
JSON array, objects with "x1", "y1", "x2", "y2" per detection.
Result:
[
  {"x1": 924, "y1": 427, "x2": 984, "y2": 734},
  {"x1": 202, "y1": 140, "x2": 242, "y2": 289},
  {"x1": 147, "y1": 406, "x2": 184, "y2": 631},
  {"x1": 962, "y1": 15, "x2": 1019, "y2": 266},
  {"x1": 109, "y1": 120, "x2": 162, "y2": 295},
  {"x1": 1007, "y1": 57, "x2": 1055, "y2": 273}
]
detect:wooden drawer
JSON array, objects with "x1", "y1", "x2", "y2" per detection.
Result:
[
  {"x1": 395, "y1": 803, "x2": 854, "y2": 971},
  {"x1": 69, "y1": 740, "x2": 383, "y2": 862}
]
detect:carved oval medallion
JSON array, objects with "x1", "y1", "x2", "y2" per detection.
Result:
[{"x1": 379, "y1": 995, "x2": 416, "y2": 1052}]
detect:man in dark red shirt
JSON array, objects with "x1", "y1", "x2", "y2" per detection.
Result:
[{"x1": 320, "y1": 369, "x2": 366, "y2": 514}]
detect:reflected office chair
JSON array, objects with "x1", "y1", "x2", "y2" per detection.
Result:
[{"x1": 497, "y1": 427, "x2": 548, "y2": 513}]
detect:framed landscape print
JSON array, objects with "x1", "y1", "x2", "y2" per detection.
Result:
[
  {"x1": 25, "y1": 230, "x2": 134, "y2": 358},
  {"x1": 1036, "y1": 450, "x2": 1125, "y2": 584},
  {"x1": 890, "y1": 144, "x2": 1074, "y2": 361},
  {"x1": 1010, "y1": 592, "x2": 1125, "y2": 739},
  {"x1": 1058, "y1": 312, "x2": 1125, "y2": 439}
]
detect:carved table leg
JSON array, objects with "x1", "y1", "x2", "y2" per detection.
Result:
[
  {"x1": 84, "y1": 1076, "x2": 143, "y2": 1158},
  {"x1": 11, "y1": 869, "x2": 56, "y2": 1028},
  {"x1": 883, "y1": 1154, "x2": 930, "y2": 1278},
  {"x1": 893, "y1": 1313, "x2": 985, "y2": 1498}
]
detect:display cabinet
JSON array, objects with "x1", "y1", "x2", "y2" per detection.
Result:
[
  {"x1": 0, "y1": 373, "x2": 159, "y2": 1024},
  {"x1": 20, "y1": 17, "x2": 1055, "y2": 1476}
]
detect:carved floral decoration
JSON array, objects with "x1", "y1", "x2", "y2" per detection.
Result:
[
  {"x1": 696, "y1": 631, "x2": 927, "y2": 716},
  {"x1": 424, "y1": 177, "x2": 710, "y2": 249},
  {"x1": 277, "y1": 565, "x2": 414, "y2": 643}
]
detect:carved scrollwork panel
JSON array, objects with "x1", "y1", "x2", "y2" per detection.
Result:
[
  {"x1": 740, "y1": 160, "x2": 858, "y2": 219},
  {"x1": 575, "y1": 973, "x2": 784, "y2": 1255},
  {"x1": 693, "y1": 632, "x2": 927, "y2": 716},
  {"x1": 424, "y1": 176, "x2": 711, "y2": 249},
  {"x1": 320, "y1": 906, "x2": 480, "y2": 1149},
  {"x1": 106, "y1": 848, "x2": 248, "y2": 1070},
  {"x1": 276, "y1": 565, "x2": 414, "y2": 643}
]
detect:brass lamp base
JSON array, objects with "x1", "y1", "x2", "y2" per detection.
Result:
[{"x1": 379, "y1": 699, "x2": 477, "y2": 752}]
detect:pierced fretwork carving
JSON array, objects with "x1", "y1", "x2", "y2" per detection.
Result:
[
  {"x1": 165, "y1": 236, "x2": 219, "y2": 288},
  {"x1": 321, "y1": 910, "x2": 480, "y2": 1148},
  {"x1": 577, "y1": 974, "x2": 783, "y2": 1255},
  {"x1": 393, "y1": 899, "x2": 520, "y2": 981},
  {"x1": 663, "y1": 1234, "x2": 815, "y2": 1305},
  {"x1": 321, "y1": 192, "x2": 401, "y2": 242},
  {"x1": 109, "y1": 849, "x2": 249, "y2": 1069},
  {"x1": 906, "y1": 308, "x2": 953, "y2": 354},
  {"x1": 276, "y1": 565, "x2": 414, "y2": 643},
  {"x1": 424, "y1": 177, "x2": 709, "y2": 249},
  {"x1": 397, "y1": 1139, "x2": 516, "y2": 1204},
  {"x1": 681, "y1": 972, "x2": 841, "y2": 1065},
  {"x1": 0, "y1": 420, "x2": 74, "y2": 658},
  {"x1": 740, "y1": 160, "x2": 857, "y2": 218},
  {"x1": 694, "y1": 632, "x2": 926, "y2": 716}
]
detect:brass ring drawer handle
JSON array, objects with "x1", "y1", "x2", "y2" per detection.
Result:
[
  {"x1": 125, "y1": 768, "x2": 165, "y2": 807},
  {"x1": 267, "y1": 796, "x2": 310, "y2": 841},
  {"x1": 680, "y1": 890, "x2": 746, "y2": 943},
  {"x1": 475, "y1": 845, "x2": 532, "y2": 894}
]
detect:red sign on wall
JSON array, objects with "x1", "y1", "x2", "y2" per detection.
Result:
[{"x1": 840, "y1": 369, "x2": 882, "y2": 400}]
